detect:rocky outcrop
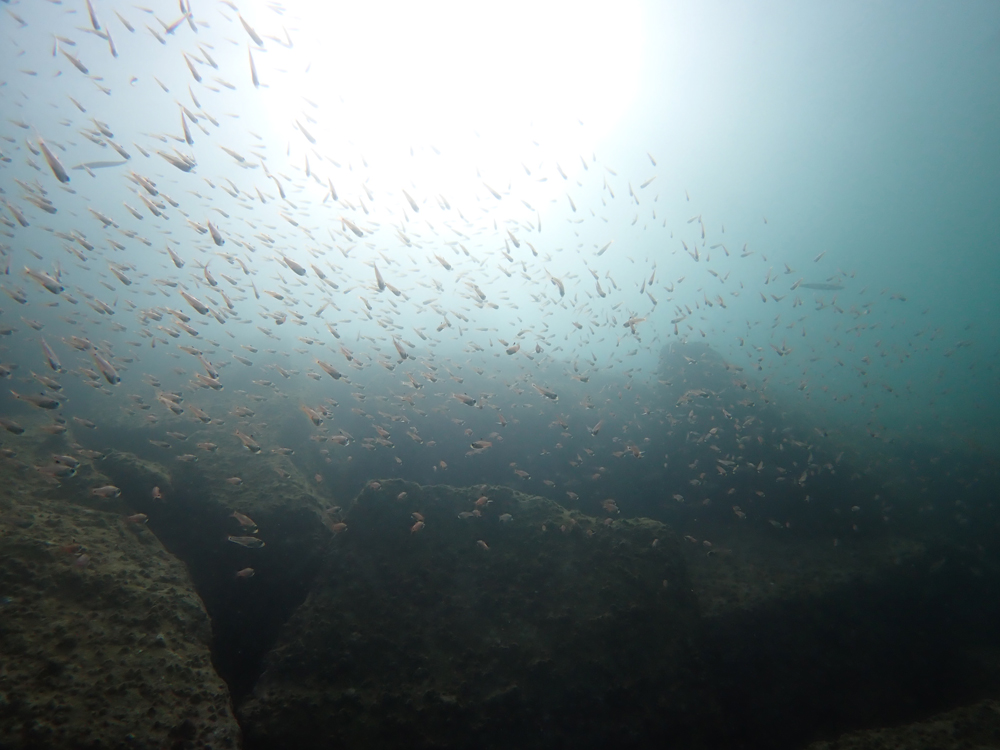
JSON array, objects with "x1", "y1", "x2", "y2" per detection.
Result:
[
  {"x1": 233, "y1": 476, "x2": 1000, "y2": 749},
  {"x1": 805, "y1": 698, "x2": 1000, "y2": 750},
  {"x1": 0, "y1": 456, "x2": 241, "y2": 749},
  {"x1": 5, "y1": 435, "x2": 999, "y2": 750},
  {"x1": 239, "y1": 479, "x2": 715, "y2": 749},
  {"x1": 95, "y1": 446, "x2": 332, "y2": 700}
]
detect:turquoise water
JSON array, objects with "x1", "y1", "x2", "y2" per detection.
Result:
[
  {"x1": 2, "y1": 3, "x2": 1000, "y2": 747},
  {"x1": 2, "y1": 0, "x2": 996, "y2": 453}
]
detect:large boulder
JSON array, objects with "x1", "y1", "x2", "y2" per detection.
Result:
[
  {"x1": 239, "y1": 479, "x2": 714, "y2": 749},
  {"x1": 0, "y1": 458, "x2": 241, "y2": 749}
]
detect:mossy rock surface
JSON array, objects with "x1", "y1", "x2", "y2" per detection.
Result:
[
  {"x1": 804, "y1": 698, "x2": 1000, "y2": 750},
  {"x1": 0, "y1": 463, "x2": 240, "y2": 750},
  {"x1": 240, "y1": 478, "x2": 714, "y2": 749}
]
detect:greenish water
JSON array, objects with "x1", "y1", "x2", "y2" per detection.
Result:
[{"x1": 1, "y1": 2, "x2": 999, "y2": 747}]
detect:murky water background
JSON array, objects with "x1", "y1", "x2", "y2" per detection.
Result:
[{"x1": 1, "y1": 1, "x2": 999, "y2": 748}]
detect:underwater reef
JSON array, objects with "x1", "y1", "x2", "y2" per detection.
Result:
[
  {"x1": 0, "y1": 460, "x2": 240, "y2": 749},
  {"x1": 238, "y1": 479, "x2": 711, "y2": 749},
  {"x1": 2, "y1": 436, "x2": 999, "y2": 749}
]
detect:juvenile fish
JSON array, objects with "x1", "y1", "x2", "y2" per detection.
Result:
[
  {"x1": 234, "y1": 429, "x2": 261, "y2": 453},
  {"x1": 207, "y1": 221, "x2": 224, "y2": 246},
  {"x1": 231, "y1": 511, "x2": 257, "y2": 531},
  {"x1": 37, "y1": 137, "x2": 70, "y2": 183},
  {"x1": 228, "y1": 535, "x2": 265, "y2": 549},
  {"x1": 41, "y1": 338, "x2": 62, "y2": 372},
  {"x1": 180, "y1": 290, "x2": 210, "y2": 315},
  {"x1": 10, "y1": 390, "x2": 60, "y2": 409},
  {"x1": 23, "y1": 267, "x2": 63, "y2": 295},
  {"x1": 238, "y1": 13, "x2": 264, "y2": 45},
  {"x1": 92, "y1": 352, "x2": 120, "y2": 385},
  {"x1": 0, "y1": 418, "x2": 25, "y2": 434}
]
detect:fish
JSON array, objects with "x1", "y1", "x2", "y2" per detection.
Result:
[
  {"x1": 60, "y1": 48, "x2": 89, "y2": 75},
  {"x1": 0, "y1": 418, "x2": 25, "y2": 435},
  {"x1": 114, "y1": 10, "x2": 134, "y2": 32},
  {"x1": 800, "y1": 283, "x2": 844, "y2": 290},
  {"x1": 238, "y1": 14, "x2": 265, "y2": 45},
  {"x1": 231, "y1": 511, "x2": 258, "y2": 531},
  {"x1": 282, "y1": 255, "x2": 306, "y2": 276},
  {"x1": 93, "y1": 352, "x2": 120, "y2": 385},
  {"x1": 228, "y1": 535, "x2": 265, "y2": 549},
  {"x1": 73, "y1": 160, "x2": 128, "y2": 172},
  {"x1": 392, "y1": 337, "x2": 409, "y2": 361},
  {"x1": 342, "y1": 216, "x2": 364, "y2": 237},
  {"x1": 23, "y1": 267, "x2": 63, "y2": 295},
  {"x1": 248, "y1": 46, "x2": 260, "y2": 88},
  {"x1": 532, "y1": 384, "x2": 558, "y2": 401},
  {"x1": 402, "y1": 189, "x2": 419, "y2": 212},
  {"x1": 207, "y1": 221, "x2": 225, "y2": 246},
  {"x1": 182, "y1": 53, "x2": 202, "y2": 82},
  {"x1": 105, "y1": 139, "x2": 131, "y2": 161},
  {"x1": 40, "y1": 339, "x2": 62, "y2": 372},
  {"x1": 296, "y1": 121, "x2": 316, "y2": 144},
  {"x1": 0, "y1": 0, "x2": 965, "y2": 611},
  {"x1": 180, "y1": 290, "x2": 211, "y2": 316},
  {"x1": 234, "y1": 429, "x2": 261, "y2": 453},
  {"x1": 166, "y1": 246, "x2": 185, "y2": 269},
  {"x1": 30, "y1": 370, "x2": 61, "y2": 390},
  {"x1": 158, "y1": 150, "x2": 195, "y2": 172},
  {"x1": 36, "y1": 137, "x2": 70, "y2": 183},
  {"x1": 301, "y1": 405, "x2": 324, "y2": 426},
  {"x1": 10, "y1": 391, "x2": 60, "y2": 409},
  {"x1": 316, "y1": 360, "x2": 345, "y2": 380}
]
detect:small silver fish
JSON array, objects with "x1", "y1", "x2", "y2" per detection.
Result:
[{"x1": 228, "y1": 535, "x2": 265, "y2": 549}]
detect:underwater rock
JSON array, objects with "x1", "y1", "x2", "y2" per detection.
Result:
[
  {"x1": 0, "y1": 467, "x2": 240, "y2": 748},
  {"x1": 239, "y1": 478, "x2": 715, "y2": 749},
  {"x1": 805, "y1": 698, "x2": 1000, "y2": 750},
  {"x1": 95, "y1": 447, "x2": 331, "y2": 700}
]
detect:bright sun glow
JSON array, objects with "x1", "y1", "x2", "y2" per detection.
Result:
[{"x1": 245, "y1": 0, "x2": 643, "y2": 218}]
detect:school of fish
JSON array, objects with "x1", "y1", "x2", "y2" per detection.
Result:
[{"x1": 0, "y1": 1, "x2": 976, "y2": 564}]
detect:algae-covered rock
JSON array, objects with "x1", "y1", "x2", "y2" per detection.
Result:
[
  {"x1": 95, "y1": 447, "x2": 332, "y2": 699},
  {"x1": 0, "y1": 464, "x2": 240, "y2": 749},
  {"x1": 240, "y1": 479, "x2": 714, "y2": 749},
  {"x1": 804, "y1": 698, "x2": 1000, "y2": 750}
]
